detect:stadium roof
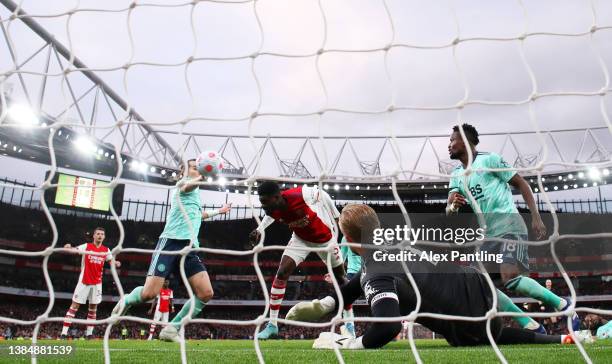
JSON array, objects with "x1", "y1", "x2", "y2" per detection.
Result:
[{"x1": 0, "y1": 0, "x2": 610, "y2": 196}]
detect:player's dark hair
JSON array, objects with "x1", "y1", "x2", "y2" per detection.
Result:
[
  {"x1": 93, "y1": 227, "x2": 105, "y2": 233},
  {"x1": 453, "y1": 123, "x2": 479, "y2": 146},
  {"x1": 257, "y1": 181, "x2": 280, "y2": 197},
  {"x1": 178, "y1": 158, "x2": 196, "y2": 178}
]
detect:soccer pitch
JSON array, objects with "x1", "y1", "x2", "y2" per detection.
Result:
[{"x1": 1, "y1": 339, "x2": 611, "y2": 364}]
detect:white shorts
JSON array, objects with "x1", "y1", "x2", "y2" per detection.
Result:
[
  {"x1": 72, "y1": 282, "x2": 102, "y2": 304},
  {"x1": 283, "y1": 234, "x2": 343, "y2": 268},
  {"x1": 153, "y1": 310, "x2": 170, "y2": 323}
]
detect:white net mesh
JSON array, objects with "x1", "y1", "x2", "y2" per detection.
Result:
[{"x1": 0, "y1": 0, "x2": 611, "y2": 363}]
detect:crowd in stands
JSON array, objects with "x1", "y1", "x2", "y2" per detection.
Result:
[
  {"x1": 2, "y1": 296, "x2": 612, "y2": 340},
  {"x1": 0, "y1": 297, "x2": 376, "y2": 340},
  {"x1": 0, "y1": 197, "x2": 611, "y2": 341},
  {"x1": 2, "y1": 261, "x2": 611, "y2": 304}
]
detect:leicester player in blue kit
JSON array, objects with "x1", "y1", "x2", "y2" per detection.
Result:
[{"x1": 446, "y1": 124, "x2": 580, "y2": 334}]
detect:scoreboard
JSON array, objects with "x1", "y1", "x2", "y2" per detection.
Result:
[{"x1": 44, "y1": 172, "x2": 124, "y2": 214}]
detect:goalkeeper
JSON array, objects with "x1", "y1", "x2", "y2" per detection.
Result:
[{"x1": 287, "y1": 204, "x2": 590, "y2": 349}]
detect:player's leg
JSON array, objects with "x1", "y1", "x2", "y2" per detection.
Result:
[
  {"x1": 316, "y1": 240, "x2": 355, "y2": 337},
  {"x1": 497, "y1": 327, "x2": 592, "y2": 345},
  {"x1": 85, "y1": 303, "x2": 97, "y2": 338},
  {"x1": 483, "y1": 237, "x2": 546, "y2": 333},
  {"x1": 498, "y1": 234, "x2": 579, "y2": 331},
  {"x1": 149, "y1": 310, "x2": 162, "y2": 340},
  {"x1": 169, "y1": 271, "x2": 213, "y2": 329},
  {"x1": 256, "y1": 236, "x2": 305, "y2": 339},
  {"x1": 501, "y1": 261, "x2": 563, "y2": 308},
  {"x1": 333, "y1": 267, "x2": 356, "y2": 337},
  {"x1": 162, "y1": 311, "x2": 169, "y2": 327},
  {"x1": 61, "y1": 300, "x2": 81, "y2": 338},
  {"x1": 496, "y1": 288, "x2": 544, "y2": 332},
  {"x1": 85, "y1": 283, "x2": 102, "y2": 338},
  {"x1": 256, "y1": 254, "x2": 298, "y2": 339},
  {"x1": 160, "y1": 252, "x2": 210, "y2": 342},
  {"x1": 113, "y1": 275, "x2": 165, "y2": 315},
  {"x1": 113, "y1": 237, "x2": 175, "y2": 315}
]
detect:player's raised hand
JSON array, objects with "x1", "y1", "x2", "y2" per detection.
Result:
[
  {"x1": 219, "y1": 203, "x2": 232, "y2": 215},
  {"x1": 531, "y1": 216, "x2": 547, "y2": 240},
  {"x1": 323, "y1": 273, "x2": 331, "y2": 284},
  {"x1": 451, "y1": 193, "x2": 467, "y2": 209},
  {"x1": 249, "y1": 229, "x2": 262, "y2": 246}
]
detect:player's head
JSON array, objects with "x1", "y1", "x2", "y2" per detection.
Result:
[
  {"x1": 449, "y1": 123, "x2": 479, "y2": 160},
  {"x1": 178, "y1": 159, "x2": 198, "y2": 179},
  {"x1": 163, "y1": 279, "x2": 170, "y2": 288},
  {"x1": 584, "y1": 314, "x2": 605, "y2": 332},
  {"x1": 257, "y1": 181, "x2": 285, "y2": 213},
  {"x1": 545, "y1": 279, "x2": 552, "y2": 290},
  {"x1": 339, "y1": 204, "x2": 380, "y2": 255},
  {"x1": 92, "y1": 227, "x2": 105, "y2": 244}
]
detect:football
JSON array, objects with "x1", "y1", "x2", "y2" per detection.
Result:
[{"x1": 196, "y1": 151, "x2": 224, "y2": 178}]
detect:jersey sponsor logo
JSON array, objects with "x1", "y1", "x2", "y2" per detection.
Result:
[
  {"x1": 87, "y1": 254, "x2": 105, "y2": 265},
  {"x1": 287, "y1": 215, "x2": 311, "y2": 229},
  {"x1": 371, "y1": 292, "x2": 399, "y2": 306}
]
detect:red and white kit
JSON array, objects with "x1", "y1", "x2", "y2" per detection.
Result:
[
  {"x1": 72, "y1": 243, "x2": 112, "y2": 304},
  {"x1": 153, "y1": 288, "x2": 173, "y2": 323},
  {"x1": 259, "y1": 185, "x2": 342, "y2": 267}
]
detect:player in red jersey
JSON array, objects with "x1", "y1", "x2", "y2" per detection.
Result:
[
  {"x1": 249, "y1": 182, "x2": 349, "y2": 339},
  {"x1": 60, "y1": 227, "x2": 121, "y2": 339},
  {"x1": 147, "y1": 279, "x2": 174, "y2": 340}
]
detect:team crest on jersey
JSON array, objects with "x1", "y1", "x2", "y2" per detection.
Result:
[{"x1": 157, "y1": 263, "x2": 166, "y2": 272}]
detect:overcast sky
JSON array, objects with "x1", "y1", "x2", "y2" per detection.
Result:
[{"x1": 0, "y1": 0, "x2": 611, "y2": 204}]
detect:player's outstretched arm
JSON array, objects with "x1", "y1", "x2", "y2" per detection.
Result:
[
  {"x1": 202, "y1": 203, "x2": 232, "y2": 220},
  {"x1": 287, "y1": 273, "x2": 362, "y2": 321},
  {"x1": 351, "y1": 297, "x2": 402, "y2": 349},
  {"x1": 508, "y1": 174, "x2": 546, "y2": 240},
  {"x1": 315, "y1": 294, "x2": 402, "y2": 350},
  {"x1": 62, "y1": 243, "x2": 83, "y2": 254},
  {"x1": 179, "y1": 175, "x2": 203, "y2": 193},
  {"x1": 249, "y1": 215, "x2": 275, "y2": 245}
]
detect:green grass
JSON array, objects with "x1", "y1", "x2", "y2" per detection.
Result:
[{"x1": 1, "y1": 339, "x2": 611, "y2": 363}]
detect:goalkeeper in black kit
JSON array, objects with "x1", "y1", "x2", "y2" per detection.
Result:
[{"x1": 286, "y1": 204, "x2": 592, "y2": 349}]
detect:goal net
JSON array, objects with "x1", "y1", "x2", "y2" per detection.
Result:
[{"x1": 0, "y1": 0, "x2": 611, "y2": 363}]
